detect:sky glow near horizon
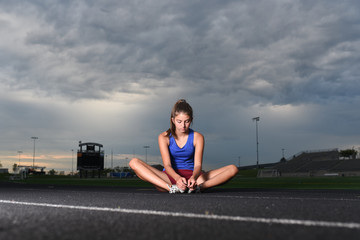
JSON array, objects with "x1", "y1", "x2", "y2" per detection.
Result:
[{"x1": 0, "y1": 0, "x2": 360, "y2": 172}]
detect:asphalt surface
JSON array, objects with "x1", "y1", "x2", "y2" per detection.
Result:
[{"x1": 1, "y1": 182, "x2": 360, "y2": 240}]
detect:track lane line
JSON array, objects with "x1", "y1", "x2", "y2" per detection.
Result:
[{"x1": 1, "y1": 199, "x2": 360, "y2": 230}]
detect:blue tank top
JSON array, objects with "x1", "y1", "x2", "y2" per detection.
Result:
[{"x1": 168, "y1": 129, "x2": 195, "y2": 170}]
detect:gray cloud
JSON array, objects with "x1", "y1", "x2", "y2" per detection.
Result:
[{"x1": 1, "y1": 0, "x2": 359, "y2": 104}]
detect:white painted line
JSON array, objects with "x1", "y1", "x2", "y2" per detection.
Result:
[
  {"x1": 1, "y1": 199, "x2": 360, "y2": 230},
  {"x1": 208, "y1": 195, "x2": 360, "y2": 202},
  {"x1": 112, "y1": 192, "x2": 360, "y2": 202}
]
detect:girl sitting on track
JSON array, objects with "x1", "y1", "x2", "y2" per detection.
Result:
[{"x1": 129, "y1": 99, "x2": 239, "y2": 193}]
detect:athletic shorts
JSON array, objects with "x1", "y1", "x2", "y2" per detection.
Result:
[{"x1": 164, "y1": 169, "x2": 202, "y2": 184}]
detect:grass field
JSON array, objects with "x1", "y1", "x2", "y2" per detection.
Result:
[{"x1": 2, "y1": 170, "x2": 360, "y2": 190}]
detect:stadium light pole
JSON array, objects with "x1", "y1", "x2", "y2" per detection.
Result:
[
  {"x1": 252, "y1": 117, "x2": 260, "y2": 169},
  {"x1": 144, "y1": 146, "x2": 150, "y2": 163},
  {"x1": 18, "y1": 151, "x2": 22, "y2": 165},
  {"x1": 31, "y1": 137, "x2": 38, "y2": 168},
  {"x1": 71, "y1": 149, "x2": 74, "y2": 176},
  {"x1": 111, "y1": 149, "x2": 113, "y2": 169}
]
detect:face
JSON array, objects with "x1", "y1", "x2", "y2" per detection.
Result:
[{"x1": 172, "y1": 112, "x2": 192, "y2": 134}]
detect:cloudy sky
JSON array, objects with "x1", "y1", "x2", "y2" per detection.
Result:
[{"x1": 1, "y1": 0, "x2": 359, "y2": 173}]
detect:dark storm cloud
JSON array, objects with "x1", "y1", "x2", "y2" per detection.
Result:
[{"x1": 1, "y1": 0, "x2": 359, "y2": 105}]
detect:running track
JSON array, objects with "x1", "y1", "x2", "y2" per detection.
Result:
[{"x1": 0, "y1": 182, "x2": 360, "y2": 240}]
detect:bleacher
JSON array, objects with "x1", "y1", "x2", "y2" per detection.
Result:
[
  {"x1": 264, "y1": 149, "x2": 360, "y2": 177},
  {"x1": 296, "y1": 160, "x2": 340, "y2": 173},
  {"x1": 275, "y1": 157, "x2": 312, "y2": 173},
  {"x1": 274, "y1": 149, "x2": 339, "y2": 173},
  {"x1": 330, "y1": 159, "x2": 360, "y2": 172}
]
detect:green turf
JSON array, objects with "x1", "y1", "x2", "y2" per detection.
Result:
[{"x1": 1, "y1": 172, "x2": 360, "y2": 190}]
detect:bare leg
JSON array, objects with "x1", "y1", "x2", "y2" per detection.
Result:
[
  {"x1": 196, "y1": 164, "x2": 238, "y2": 191},
  {"x1": 129, "y1": 158, "x2": 171, "y2": 192}
]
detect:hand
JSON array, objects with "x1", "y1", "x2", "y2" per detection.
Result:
[
  {"x1": 187, "y1": 176, "x2": 197, "y2": 190},
  {"x1": 176, "y1": 177, "x2": 187, "y2": 191}
]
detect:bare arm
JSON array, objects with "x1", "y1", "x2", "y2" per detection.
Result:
[
  {"x1": 187, "y1": 131, "x2": 204, "y2": 189},
  {"x1": 158, "y1": 132, "x2": 187, "y2": 189}
]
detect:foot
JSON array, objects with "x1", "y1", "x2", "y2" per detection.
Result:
[
  {"x1": 168, "y1": 184, "x2": 185, "y2": 194},
  {"x1": 188, "y1": 184, "x2": 202, "y2": 194}
]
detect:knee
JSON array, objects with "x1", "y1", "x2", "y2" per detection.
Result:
[
  {"x1": 129, "y1": 158, "x2": 141, "y2": 170},
  {"x1": 229, "y1": 164, "x2": 239, "y2": 176}
]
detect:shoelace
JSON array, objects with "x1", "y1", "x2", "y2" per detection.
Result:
[
  {"x1": 167, "y1": 184, "x2": 185, "y2": 194},
  {"x1": 188, "y1": 185, "x2": 201, "y2": 194}
]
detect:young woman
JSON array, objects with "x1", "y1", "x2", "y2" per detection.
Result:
[{"x1": 129, "y1": 99, "x2": 238, "y2": 193}]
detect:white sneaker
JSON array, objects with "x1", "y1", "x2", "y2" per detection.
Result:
[
  {"x1": 188, "y1": 185, "x2": 202, "y2": 194},
  {"x1": 168, "y1": 184, "x2": 185, "y2": 194}
]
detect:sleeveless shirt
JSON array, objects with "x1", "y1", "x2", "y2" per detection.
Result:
[{"x1": 168, "y1": 129, "x2": 195, "y2": 170}]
